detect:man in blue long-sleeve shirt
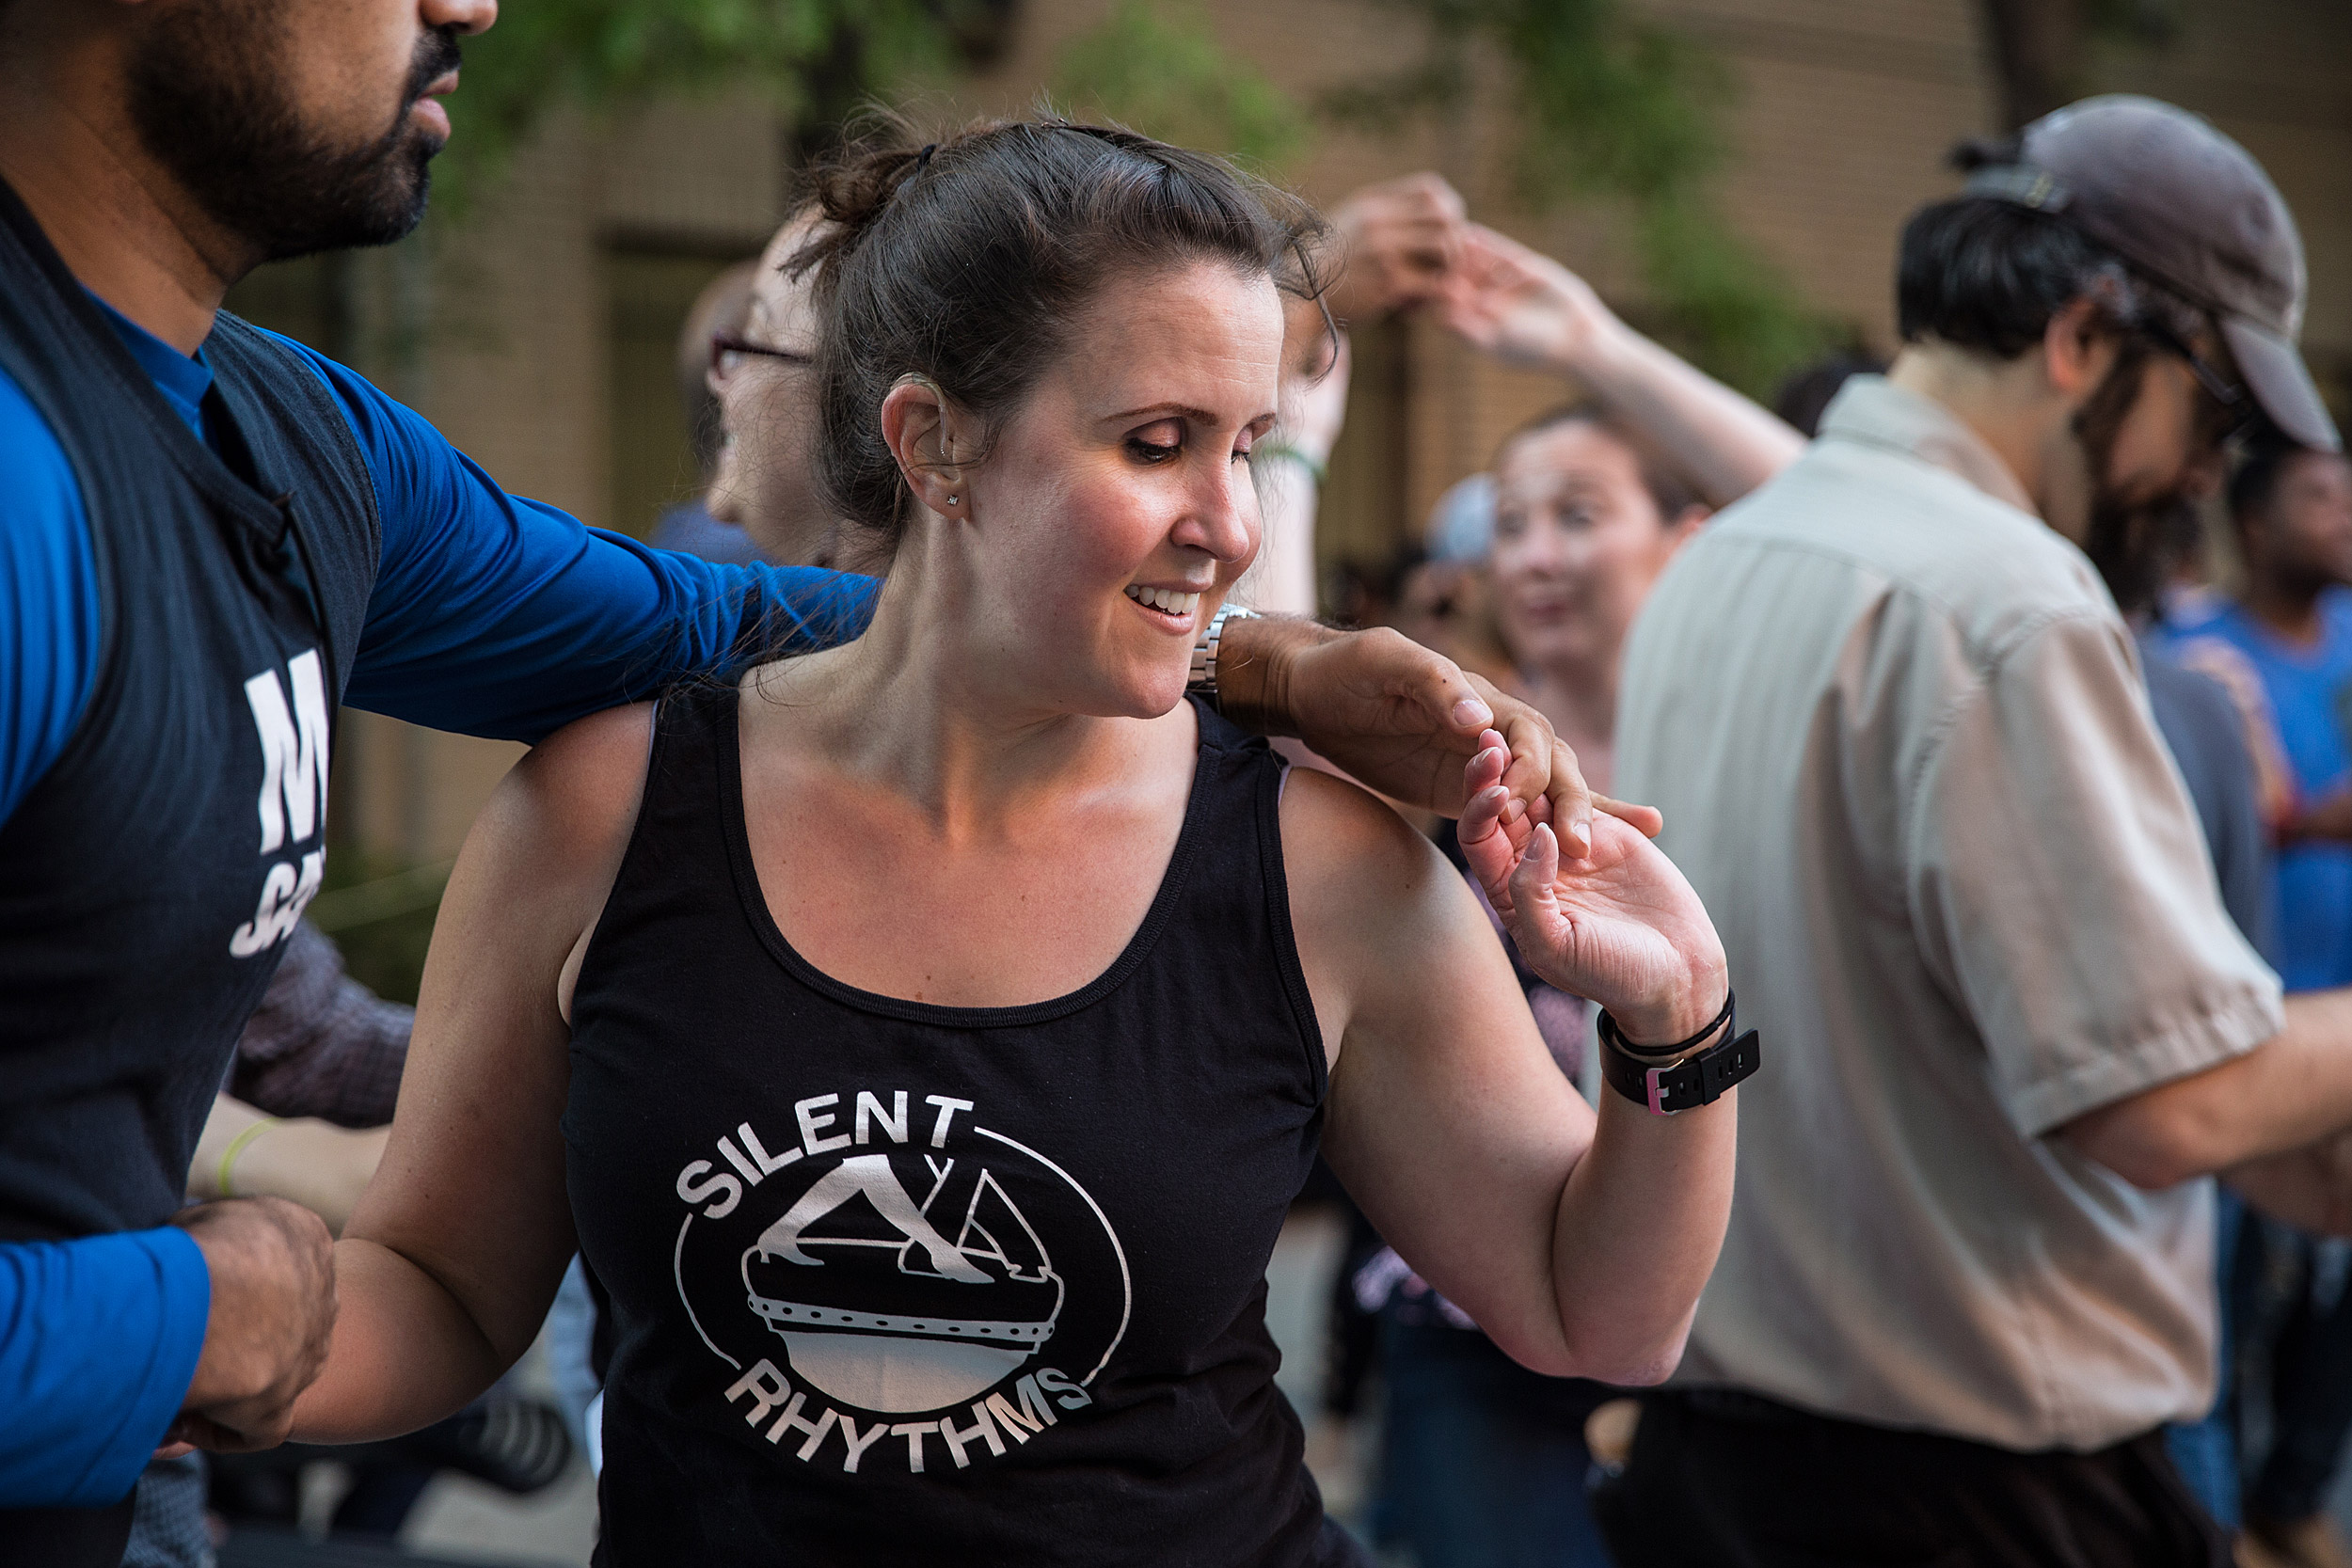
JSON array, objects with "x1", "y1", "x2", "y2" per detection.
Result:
[{"x1": 0, "y1": 2, "x2": 1590, "y2": 1557}]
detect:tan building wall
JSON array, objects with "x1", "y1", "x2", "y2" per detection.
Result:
[{"x1": 260, "y1": 0, "x2": 2351, "y2": 872}]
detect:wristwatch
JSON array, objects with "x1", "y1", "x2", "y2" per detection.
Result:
[
  {"x1": 1188, "y1": 602, "x2": 1260, "y2": 713},
  {"x1": 1597, "y1": 992, "x2": 1759, "y2": 1116}
]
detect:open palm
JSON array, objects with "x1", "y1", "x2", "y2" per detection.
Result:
[
  {"x1": 1457, "y1": 734, "x2": 1725, "y2": 1043},
  {"x1": 1435, "y1": 225, "x2": 1612, "y2": 372}
]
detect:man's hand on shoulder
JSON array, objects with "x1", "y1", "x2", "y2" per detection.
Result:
[
  {"x1": 163, "y1": 1196, "x2": 336, "y2": 1453},
  {"x1": 1215, "y1": 614, "x2": 1661, "y2": 848}
]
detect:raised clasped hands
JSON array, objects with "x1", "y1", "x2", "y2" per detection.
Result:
[
  {"x1": 1324, "y1": 172, "x2": 1470, "y2": 324},
  {"x1": 1435, "y1": 223, "x2": 1621, "y2": 376},
  {"x1": 1457, "y1": 730, "x2": 1727, "y2": 1044}
]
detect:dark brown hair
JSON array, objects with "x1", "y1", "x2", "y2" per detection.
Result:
[
  {"x1": 1493, "y1": 404, "x2": 1706, "y2": 526},
  {"x1": 790, "y1": 114, "x2": 1328, "y2": 550}
]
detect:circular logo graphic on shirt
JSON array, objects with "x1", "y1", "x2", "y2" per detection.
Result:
[
  {"x1": 671, "y1": 1089, "x2": 1128, "y2": 1428},
  {"x1": 742, "y1": 1149, "x2": 1069, "y2": 1411}
]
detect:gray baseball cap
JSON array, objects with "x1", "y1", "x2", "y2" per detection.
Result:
[{"x1": 1965, "y1": 94, "x2": 2340, "y2": 452}]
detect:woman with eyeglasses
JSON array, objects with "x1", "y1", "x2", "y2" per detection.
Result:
[{"x1": 703, "y1": 205, "x2": 850, "y2": 571}]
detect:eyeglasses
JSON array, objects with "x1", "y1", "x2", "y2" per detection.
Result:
[
  {"x1": 710, "y1": 333, "x2": 815, "y2": 380},
  {"x1": 2134, "y1": 317, "x2": 2259, "y2": 445}
]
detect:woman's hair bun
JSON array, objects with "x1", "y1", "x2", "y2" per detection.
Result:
[
  {"x1": 810, "y1": 138, "x2": 925, "y2": 235},
  {"x1": 785, "y1": 110, "x2": 1330, "y2": 561}
]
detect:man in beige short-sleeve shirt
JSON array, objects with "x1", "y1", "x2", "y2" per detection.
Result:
[{"x1": 1598, "y1": 98, "x2": 2352, "y2": 1568}]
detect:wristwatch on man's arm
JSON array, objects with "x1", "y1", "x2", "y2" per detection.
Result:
[{"x1": 1187, "y1": 602, "x2": 1262, "y2": 718}]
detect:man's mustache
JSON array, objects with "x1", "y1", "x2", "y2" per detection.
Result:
[{"x1": 404, "y1": 27, "x2": 464, "y2": 115}]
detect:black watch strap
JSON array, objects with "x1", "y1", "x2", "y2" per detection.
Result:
[{"x1": 1599, "y1": 1022, "x2": 1760, "y2": 1116}]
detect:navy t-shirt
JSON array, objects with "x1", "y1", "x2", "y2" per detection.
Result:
[{"x1": 0, "y1": 299, "x2": 874, "y2": 1507}]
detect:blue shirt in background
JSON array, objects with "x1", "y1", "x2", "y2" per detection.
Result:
[{"x1": 2171, "y1": 590, "x2": 2352, "y2": 992}]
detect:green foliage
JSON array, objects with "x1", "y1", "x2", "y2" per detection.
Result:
[
  {"x1": 1327, "y1": 0, "x2": 1828, "y2": 395},
  {"x1": 433, "y1": 0, "x2": 969, "y2": 207},
  {"x1": 1049, "y1": 1, "x2": 1313, "y2": 172},
  {"x1": 1637, "y1": 197, "x2": 1827, "y2": 401},
  {"x1": 1489, "y1": 0, "x2": 1721, "y2": 203}
]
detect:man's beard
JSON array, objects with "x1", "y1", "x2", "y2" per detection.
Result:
[
  {"x1": 2075, "y1": 341, "x2": 2203, "y2": 619},
  {"x1": 126, "y1": 10, "x2": 462, "y2": 263},
  {"x1": 2084, "y1": 488, "x2": 2203, "y2": 620}
]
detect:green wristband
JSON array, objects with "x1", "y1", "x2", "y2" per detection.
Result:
[{"x1": 217, "y1": 1117, "x2": 281, "y2": 1197}]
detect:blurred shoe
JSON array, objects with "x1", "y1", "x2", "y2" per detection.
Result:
[{"x1": 2245, "y1": 1513, "x2": 2352, "y2": 1568}]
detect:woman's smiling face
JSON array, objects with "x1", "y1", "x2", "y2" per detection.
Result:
[
  {"x1": 933, "y1": 259, "x2": 1284, "y2": 720},
  {"x1": 1490, "y1": 420, "x2": 1701, "y2": 682}
]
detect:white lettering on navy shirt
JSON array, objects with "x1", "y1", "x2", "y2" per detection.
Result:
[{"x1": 228, "y1": 648, "x2": 329, "y2": 957}]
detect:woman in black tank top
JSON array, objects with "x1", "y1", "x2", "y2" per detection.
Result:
[{"x1": 288, "y1": 120, "x2": 1742, "y2": 1566}]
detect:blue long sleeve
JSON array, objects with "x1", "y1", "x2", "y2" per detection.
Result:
[
  {"x1": 273, "y1": 336, "x2": 874, "y2": 742},
  {"x1": 0, "y1": 1227, "x2": 210, "y2": 1507},
  {"x1": 0, "y1": 356, "x2": 214, "y2": 1509},
  {"x1": 0, "y1": 363, "x2": 99, "y2": 824}
]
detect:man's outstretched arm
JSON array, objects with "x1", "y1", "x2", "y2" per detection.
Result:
[{"x1": 274, "y1": 336, "x2": 876, "y2": 745}]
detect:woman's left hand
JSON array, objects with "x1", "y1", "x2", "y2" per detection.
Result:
[{"x1": 1457, "y1": 731, "x2": 1726, "y2": 1044}]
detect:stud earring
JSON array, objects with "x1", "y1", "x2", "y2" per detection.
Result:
[{"x1": 946, "y1": 495, "x2": 960, "y2": 506}]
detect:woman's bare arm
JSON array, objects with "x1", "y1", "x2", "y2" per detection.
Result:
[
  {"x1": 288, "y1": 704, "x2": 653, "y2": 1443},
  {"x1": 1285, "y1": 758, "x2": 1735, "y2": 1384}
]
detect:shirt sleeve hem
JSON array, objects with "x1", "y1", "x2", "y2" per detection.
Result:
[
  {"x1": 60, "y1": 1227, "x2": 212, "y2": 1507},
  {"x1": 2010, "y1": 982, "x2": 2285, "y2": 1136}
]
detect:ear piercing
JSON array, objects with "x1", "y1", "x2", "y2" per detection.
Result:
[{"x1": 946, "y1": 495, "x2": 960, "y2": 506}]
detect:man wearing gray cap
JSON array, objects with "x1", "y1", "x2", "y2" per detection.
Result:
[{"x1": 1598, "y1": 96, "x2": 2345, "y2": 1565}]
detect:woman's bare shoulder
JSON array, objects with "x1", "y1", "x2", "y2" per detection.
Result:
[
  {"x1": 517, "y1": 701, "x2": 658, "y2": 795},
  {"x1": 476, "y1": 701, "x2": 659, "y2": 886},
  {"x1": 1277, "y1": 764, "x2": 1459, "y2": 934},
  {"x1": 1271, "y1": 760, "x2": 1527, "y2": 1079},
  {"x1": 437, "y1": 702, "x2": 664, "y2": 1023}
]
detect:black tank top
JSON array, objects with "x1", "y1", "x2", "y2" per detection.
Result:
[{"x1": 565, "y1": 685, "x2": 1361, "y2": 1566}]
